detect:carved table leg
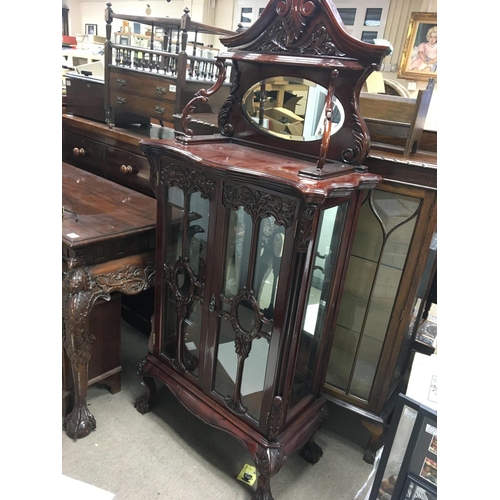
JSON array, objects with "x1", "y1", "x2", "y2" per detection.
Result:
[
  {"x1": 252, "y1": 445, "x2": 285, "y2": 500},
  {"x1": 63, "y1": 342, "x2": 96, "y2": 438},
  {"x1": 135, "y1": 358, "x2": 157, "y2": 414},
  {"x1": 62, "y1": 255, "x2": 155, "y2": 439},
  {"x1": 62, "y1": 267, "x2": 98, "y2": 438},
  {"x1": 300, "y1": 432, "x2": 324, "y2": 464}
]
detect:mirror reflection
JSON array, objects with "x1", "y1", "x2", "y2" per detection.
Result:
[{"x1": 242, "y1": 77, "x2": 345, "y2": 141}]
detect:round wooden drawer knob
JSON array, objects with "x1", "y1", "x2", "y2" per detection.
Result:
[
  {"x1": 72, "y1": 147, "x2": 86, "y2": 157},
  {"x1": 120, "y1": 164, "x2": 138, "y2": 174}
]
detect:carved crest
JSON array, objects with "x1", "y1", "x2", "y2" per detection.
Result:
[
  {"x1": 223, "y1": 183, "x2": 296, "y2": 228},
  {"x1": 245, "y1": 2, "x2": 344, "y2": 56},
  {"x1": 159, "y1": 161, "x2": 216, "y2": 200}
]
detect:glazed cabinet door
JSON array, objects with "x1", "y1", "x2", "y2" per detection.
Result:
[
  {"x1": 155, "y1": 167, "x2": 299, "y2": 434},
  {"x1": 210, "y1": 182, "x2": 298, "y2": 433},
  {"x1": 324, "y1": 184, "x2": 436, "y2": 414},
  {"x1": 157, "y1": 165, "x2": 217, "y2": 385}
]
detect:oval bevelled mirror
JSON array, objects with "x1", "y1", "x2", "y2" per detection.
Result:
[{"x1": 242, "y1": 77, "x2": 345, "y2": 142}]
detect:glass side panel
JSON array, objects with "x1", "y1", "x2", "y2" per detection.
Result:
[
  {"x1": 290, "y1": 203, "x2": 347, "y2": 408},
  {"x1": 326, "y1": 190, "x2": 421, "y2": 402},
  {"x1": 215, "y1": 211, "x2": 283, "y2": 423},
  {"x1": 161, "y1": 187, "x2": 210, "y2": 379}
]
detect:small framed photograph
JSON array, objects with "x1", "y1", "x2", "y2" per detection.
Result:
[
  {"x1": 403, "y1": 476, "x2": 437, "y2": 500},
  {"x1": 397, "y1": 12, "x2": 437, "y2": 81},
  {"x1": 428, "y1": 433, "x2": 437, "y2": 455},
  {"x1": 419, "y1": 457, "x2": 437, "y2": 485},
  {"x1": 85, "y1": 24, "x2": 98, "y2": 36}
]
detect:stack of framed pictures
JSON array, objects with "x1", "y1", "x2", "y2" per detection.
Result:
[{"x1": 369, "y1": 394, "x2": 437, "y2": 500}]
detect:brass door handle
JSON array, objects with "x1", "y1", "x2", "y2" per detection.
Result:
[
  {"x1": 120, "y1": 164, "x2": 138, "y2": 174},
  {"x1": 72, "y1": 147, "x2": 86, "y2": 157}
]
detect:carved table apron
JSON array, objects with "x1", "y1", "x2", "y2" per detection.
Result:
[{"x1": 62, "y1": 162, "x2": 156, "y2": 439}]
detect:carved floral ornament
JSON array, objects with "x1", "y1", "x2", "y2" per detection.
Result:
[{"x1": 244, "y1": 0, "x2": 344, "y2": 56}]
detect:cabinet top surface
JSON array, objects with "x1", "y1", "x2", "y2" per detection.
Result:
[
  {"x1": 62, "y1": 162, "x2": 156, "y2": 248},
  {"x1": 141, "y1": 137, "x2": 381, "y2": 199}
]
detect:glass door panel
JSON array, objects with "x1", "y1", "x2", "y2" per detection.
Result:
[
  {"x1": 326, "y1": 190, "x2": 421, "y2": 402},
  {"x1": 164, "y1": 185, "x2": 184, "y2": 266},
  {"x1": 215, "y1": 210, "x2": 284, "y2": 423},
  {"x1": 162, "y1": 185, "x2": 185, "y2": 360},
  {"x1": 223, "y1": 207, "x2": 251, "y2": 298},
  {"x1": 290, "y1": 203, "x2": 347, "y2": 408},
  {"x1": 162, "y1": 187, "x2": 210, "y2": 379}
]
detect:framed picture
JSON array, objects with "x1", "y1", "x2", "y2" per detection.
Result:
[
  {"x1": 369, "y1": 394, "x2": 437, "y2": 500},
  {"x1": 85, "y1": 24, "x2": 98, "y2": 36},
  {"x1": 397, "y1": 12, "x2": 437, "y2": 81},
  {"x1": 402, "y1": 475, "x2": 437, "y2": 500}
]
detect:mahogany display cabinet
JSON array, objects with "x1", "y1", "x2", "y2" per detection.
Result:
[
  {"x1": 323, "y1": 173, "x2": 437, "y2": 463},
  {"x1": 133, "y1": 1, "x2": 391, "y2": 498}
]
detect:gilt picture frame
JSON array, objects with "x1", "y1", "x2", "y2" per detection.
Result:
[{"x1": 398, "y1": 12, "x2": 437, "y2": 82}]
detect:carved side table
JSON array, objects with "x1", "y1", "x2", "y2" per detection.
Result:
[{"x1": 62, "y1": 162, "x2": 156, "y2": 438}]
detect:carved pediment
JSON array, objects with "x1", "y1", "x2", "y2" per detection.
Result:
[
  {"x1": 221, "y1": 0, "x2": 387, "y2": 61},
  {"x1": 243, "y1": 1, "x2": 345, "y2": 57}
]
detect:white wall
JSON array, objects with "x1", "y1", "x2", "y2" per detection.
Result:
[
  {"x1": 63, "y1": 0, "x2": 437, "y2": 130},
  {"x1": 64, "y1": 0, "x2": 234, "y2": 39}
]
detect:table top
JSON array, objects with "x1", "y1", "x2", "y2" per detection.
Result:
[{"x1": 62, "y1": 162, "x2": 156, "y2": 251}]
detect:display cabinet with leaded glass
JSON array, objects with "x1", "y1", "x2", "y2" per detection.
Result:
[
  {"x1": 133, "y1": 1, "x2": 390, "y2": 498},
  {"x1": 323, "y1": 162, "x2": 437, "y2": 464}
]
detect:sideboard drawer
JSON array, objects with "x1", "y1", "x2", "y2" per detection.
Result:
[
  {"x1": 62, "y1": 130, "x2": 105, "y2": 175},
  {"x1": 109, "y1": 69, "x2": 177, "y2": 102},
  {"x1": 106, "y1": 146, "x2": 153, "y2": 197},
  {"x1": 110, "y1": 90, "x2": 175, "y2": 121}
]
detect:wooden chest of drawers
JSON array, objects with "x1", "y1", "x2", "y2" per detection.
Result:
[
  {"x1": 62, "y1": 114, "x2": 175, "y2": 197},
  {"x1": 106, "y1": 144, "x2": 152, "y2": 194},
  {"x1": 62, "y1": 129, "x2": 106, "y2": 176},
  {"x1": 109, "y1": 68, "x2": 177, "y2": 123}
]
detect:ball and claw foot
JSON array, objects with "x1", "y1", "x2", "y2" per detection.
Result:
[
  {"x1": 134, "y1": 393, "x2": 155, "y2": 414},
  {"x1": 135, "y1": 362, "x2": 156, "y2": 414},
  {"x1": 363, "y1": 448, "x2": 377, "y2": 465},
  {"x1": 251, "y1": 477, "x2": 274, "y2": 500},
  {"x1": 63, "y1": 404, "x2": 96, "y2": 439},
  {"x1": 300, "y1": 437, "x2": 324, "y2": 464}
]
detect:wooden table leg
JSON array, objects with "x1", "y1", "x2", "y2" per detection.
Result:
[
  {"x1": 62, "y1": 254, "x2": 155, "y2": 439},
  {"x1": 62, "y1": 264, "x2": 101, "y2": 439}
]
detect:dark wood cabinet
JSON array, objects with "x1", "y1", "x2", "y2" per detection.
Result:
[
  {"x1": 133, "y1": 1, "x2": 391, "y2": 498},
  {"x1": 62, "y1": 114, "x2": 176, "y2": 197},
  {"x1": 322, "y1": 174, "x2": 437, "y2": 463},
  {"x1": 102, "y1": 4, "x2": 235, "y2": 129},
  {"x1": 62, "y1": 129, "x2": 106, "y2": 176}
]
